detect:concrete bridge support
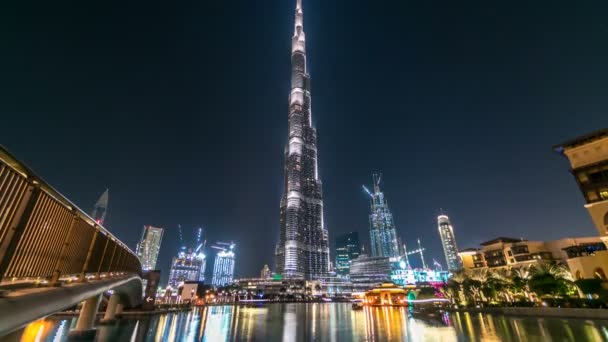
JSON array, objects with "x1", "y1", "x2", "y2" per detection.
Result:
[
  {"x1": 68, "y1": 294, "x2": 102, "y2": 339},
  {"x1": 100, "y1": 293, "x2": 121, "y2": 324}
]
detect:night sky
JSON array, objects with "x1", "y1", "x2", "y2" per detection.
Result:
[{"x1": 2, "y1": 0, "x2": 607, "y2": 284}]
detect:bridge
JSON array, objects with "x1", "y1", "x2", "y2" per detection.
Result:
[{"x1": 0, "y1": 146, "x2": 143, "y2": 339}]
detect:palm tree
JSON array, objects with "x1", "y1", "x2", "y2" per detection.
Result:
[
  {"x1": 529, "y1": 262, "x2": 576, "y2": 299},
  {"x1": 469, "y1": 269, "x2": 490, "y2": 303},
  {"x1": 512, "y1": 265, "x2": 533, "y2": 301},
  {"x1": 489, "y1": 268, "x2": 514, "y2": 303},
  {"x1": 451, "y1": 270, "x2": 468, "y2": 305}
]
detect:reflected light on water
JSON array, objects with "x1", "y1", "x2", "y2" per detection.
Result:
[
  {"x1": 202, "y1": 306, "x2": 232, "y2": 342},
  {"x1": 282, "y1": 308, "x2": 296, "y2": 342},
  {"x1": 17, "y1": 303, "x2": 608, "y2": 341}
]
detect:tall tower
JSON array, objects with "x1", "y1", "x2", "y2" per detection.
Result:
[
  {"x1": 91, "y1": 189, "x2": 109, "y2": 225},
  {"x1": 437, "y1": 214, "x2": 461, "y2": 271},
  {"x1": 363, "y1": 173, "x2": 399, "y2": 258},
  {"x1": 136, "y1": 225, "x2": 164, "y2": 271},
  {"x1": 275, "y1": 0, "x2": 329, "y2": 279}
]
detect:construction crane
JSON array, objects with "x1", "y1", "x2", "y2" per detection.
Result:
[
  {"x1": 404, "y1": 238, "x2": 427, "y2": 269},
  {"x1": 195, "y1": 240, "x2": 207, "y2": 254},
  {"x1": 362, "y1": 185, "x2": 373, "y2": 198},
  {"x1": 211, "y1": 241, "x2": 235, "y2": 252}
]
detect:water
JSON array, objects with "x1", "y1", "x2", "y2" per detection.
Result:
[{"x1": 23, "y1": 303, "x2": 608, "y2": 341}]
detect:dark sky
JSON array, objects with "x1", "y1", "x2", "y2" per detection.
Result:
[{"x1": 2, "y1": 0, "x2": 607, "y2": 283}]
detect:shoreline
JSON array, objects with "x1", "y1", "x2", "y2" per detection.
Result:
[{"x1": 448, "y1": 306, "x2": 608, "y2": 320}]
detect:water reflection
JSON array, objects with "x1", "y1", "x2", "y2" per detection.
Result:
[{"x1": 19, "y1": 303, "x2": 608, "y2": 341}]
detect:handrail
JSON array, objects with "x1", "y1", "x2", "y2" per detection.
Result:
[{"x1": 0, "y1": 145, "x2": 136, "y2": 257}]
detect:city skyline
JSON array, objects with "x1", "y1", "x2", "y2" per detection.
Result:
[{"x1": 2, "y1": 0, "x2": 606, "y2": 279}]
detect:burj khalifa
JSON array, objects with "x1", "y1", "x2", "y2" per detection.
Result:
[{"x1": 275, "y1": 0, "x2": 329, "y2": 279}]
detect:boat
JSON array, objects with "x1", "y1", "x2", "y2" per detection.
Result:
[{"x1": 352, "y1": 302, "x2": 364, "y2": 310}]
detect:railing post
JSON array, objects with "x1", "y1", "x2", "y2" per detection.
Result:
[
  {"x1": 79, "y1": 228, "x2": 99, "y2": 282},
  {"x1": 49, "y1": 214, "x2": 77, "y2": 285},
  {"x1": 96, "y1": 236, "x2": 110, "y2": 280},
  {"x1": 0, "y1": 183, "x2": 40, "y2": 283}
]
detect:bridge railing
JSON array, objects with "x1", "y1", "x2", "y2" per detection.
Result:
[{"x1": 0, "y1": 146, "x2": 141, "y2": 284}]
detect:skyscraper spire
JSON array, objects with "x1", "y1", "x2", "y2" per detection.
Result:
[
  {"x1": 91, "y1": 189, "x2": 109, "y2": 225},
  {"x1": 276, "y1": 0, "x2": 329, "y2": 280}
]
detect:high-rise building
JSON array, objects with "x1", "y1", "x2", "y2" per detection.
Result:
[
  {"x1": 168, "y1": 247, "x2": 206, "y2": 289},
  {"x1": 261, "y1": 264, "x2": 272, "y2": 279},
  {"x1": 275, "y1": 0, "x2": 329, "y2": 280},
  {"x1": 363, "y1": 173, "x2": 399, "y2": 258},
  {"x1": 335, "y1": 232, "x2": 360, "y2": 277},
  {"x1": 437, "y1": 214, "x2": 461, "y2": 271},
  {"x1": 91, "y1": 189, "x2": 109, "y2": 225},
  {"x1": 212, "y1": 242, "x2": 236, "y2": 286},
  {"x1": 136, "y1": 225, "x2": 164, "y2": 271}
]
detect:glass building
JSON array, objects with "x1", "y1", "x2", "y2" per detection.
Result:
[
  {"x1": 275, "y1": 0, "x2": 329, "y2": 280},
  {"x1": 136, "y1": 225, "x2": 164, "y2": 271},
  {"x1": 168, "y1": 247, "x2": 206, "y2": 289},
  {"x1": 212, "y1": 243, "x2": 236, "y2": 286},
  {"x1": 437, "y1": 214, "x2": 461, "y2": 271},
  {"x1": 364, "y1": 173, "x2": 399, "y2": 258},
  {"x1": 334, "y1": 232, "x2": 360, "y2": 277}
]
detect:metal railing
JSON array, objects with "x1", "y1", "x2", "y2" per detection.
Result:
[{"x1": 0, "y1": 146, "x2": 141, "y2": 284}]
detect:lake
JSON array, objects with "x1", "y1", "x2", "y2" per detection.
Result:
[{"x1": 22, "y1": 303, "x2": 608, "y2": 341}]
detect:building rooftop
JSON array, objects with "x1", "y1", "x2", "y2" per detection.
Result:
[
  {"x1": 553, "y1": 128, "x2": 608, "y2": 153},
  {"x1": 458, "y1": 248, "x2": 480, "y2": 254},
  {"x1": 480, "y1": 237, "x2": 526, "y2": 246}
]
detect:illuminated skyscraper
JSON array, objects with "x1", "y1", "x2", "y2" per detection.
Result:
[
  {"x1": 437, "y1": 214, "x2": 461, "y2": 271},
  {"x1": 91, "y1": 189, "x2": 109, "y2": 225},
  {"x1": 275, "y1": 0, "x2": 329, "y2": 280},
  {"x1": 136, "y1": 225, "x2": 164, "y2": 270},
  {"x1": 363, "y1": 173, "x2": 399, "y2": 258},
  {"x1": 212, "y1": 242, "x2": 236, "y2": 286},
  {"x1": 168, "y1": 247, "x2": 206, "y2": 289},
  {"x1": 334, "y1": 232, "x2": 360, "y2": 276},
  {"x1": 168, "y1": 227, "x2": 207, "y2": 289}
]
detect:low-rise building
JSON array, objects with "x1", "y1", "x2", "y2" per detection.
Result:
[
  {"x1": 459, "y1": 236, "x2": 605, "y2": 271},
  {"x1": 349, "y1": 255, "x2": 392, "y2": 291},
  {"x1": 554, "y1": 129, "x2": 608, "y2": 282}
]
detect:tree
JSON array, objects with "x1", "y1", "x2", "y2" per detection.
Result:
[{"x1": 529, "y1": 263, "x2": 576, "y2": 298}]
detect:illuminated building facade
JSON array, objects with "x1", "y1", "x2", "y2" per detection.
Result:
[
  {"x1": 349, "y1": 254, "x2": 391, "y2": 291},
  {"x1": 458, "y1": 236, "x2": 605, "y2": 271},
  {"x1": 389, "y1": 259, "x2": 450, "y2": 286},
  {"x1": 334, "y1": 232, "x2": 360, "y2": 276},
  {"x1": 437, "y1": 215, "x2": 461, "y2": 271},
  {"x1": 555, "y1": 130, "x2": 608, "y2": 282},
  {"x1": 90, "y1": 189, "x2": 109, "y2": 225},
  {"x1": 554, "y1": 129, "x2": 608, "y2": 242},
  {"x1": 363, "y1": 173, "x2": 399, "y2": 258},
  {"x1": 136, "y1": 225, "x2": 164, "y2": 271},
  {"x1": 212, "y1": 243, "x2": 236, "y2": 286},
  {"x1": 275, "y1": 0, "x2": 329, "y2": 280},
  {"x1": 168, "y1": 247, "x2": 206, "y2": 289}
]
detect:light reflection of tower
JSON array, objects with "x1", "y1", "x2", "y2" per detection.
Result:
[{"x1": 91, "y1": 189, "x2": 109, "y2": 225}]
